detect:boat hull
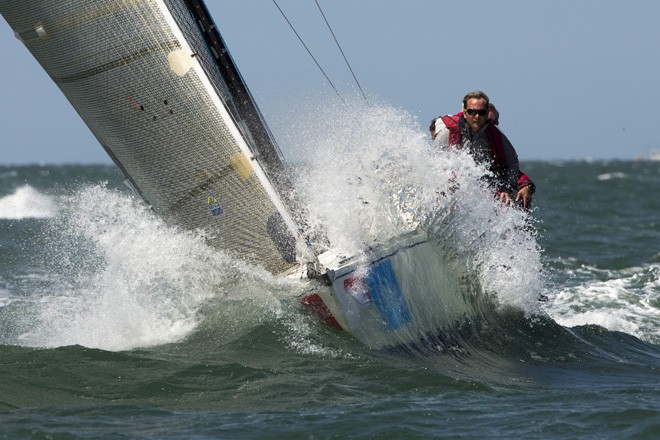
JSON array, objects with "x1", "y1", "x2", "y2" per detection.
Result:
[{"x1": 317, "y1": 232, "x2": 472, "y2": 349}]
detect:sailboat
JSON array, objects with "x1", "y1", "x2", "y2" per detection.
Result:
[{"x1": 0, "y1": 0, "x2": 470, "y2": 349}]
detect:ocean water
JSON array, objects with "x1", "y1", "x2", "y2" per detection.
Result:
[{"x1": 1, "y1": 109, "x2": 659, "y2": 438}]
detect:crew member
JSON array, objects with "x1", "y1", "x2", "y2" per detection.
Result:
[{"x1": 431, "y1": 91, "x2": 535, "y2": 209}]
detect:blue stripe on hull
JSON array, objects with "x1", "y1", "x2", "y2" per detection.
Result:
[{"x1": 365, "y1": 259, "x2": 411, "y2": 330}]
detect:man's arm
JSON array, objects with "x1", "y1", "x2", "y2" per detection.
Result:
[{"x1": 498, "y1": 132, "x2": 521, "y2": 193}]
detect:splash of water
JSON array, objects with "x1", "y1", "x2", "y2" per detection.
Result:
[
  {"x1": 287, "y1": 98, "x2": 546, "y2": 312},
  {"x1": 0, "y1": 185, "x2": 56, "y2": 219},
  {"x1": 7, "y1": 184, "x2": 298, "y2": 351}
]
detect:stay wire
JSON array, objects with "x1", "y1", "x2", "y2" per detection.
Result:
[
  {"x1": 314, "y1": 0, "x2": 367, "y2": 102},
  {"x1": 271, "y1": 0, "x2": 346, "y2": 105}
]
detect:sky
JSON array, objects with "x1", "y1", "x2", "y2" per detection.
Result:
[{"x1": 1, "y1": 0, "x2": 659, "y2": 164}]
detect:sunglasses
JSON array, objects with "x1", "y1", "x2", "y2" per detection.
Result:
[{"x1": 465, "y1": 108, "x2": 488, "y2": 116}]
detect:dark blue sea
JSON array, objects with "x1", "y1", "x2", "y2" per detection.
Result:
[{"x1": 1, "y1": 156, "x2": 659, "y2": 438}]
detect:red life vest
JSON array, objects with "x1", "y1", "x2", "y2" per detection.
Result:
[
  {"x1": 439, "y1": 112, "x2": 507, "y2": 166},
  {"x1": 438, "y1": 112, "x2": 534, "y2": 191}
]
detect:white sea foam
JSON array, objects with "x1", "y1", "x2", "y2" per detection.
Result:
[
  {"x1": 597, "y1": 172, "x2": 627, "y2": 181},
  {"x1": 12, "y1": 184, "x2": 296, "y2": 351},
  {"x1": 548, "y1": 264, "x2": 660, "y2": 344},
  {"x1": 0, "y1": 185, "x2": 57, "y2": 219}
]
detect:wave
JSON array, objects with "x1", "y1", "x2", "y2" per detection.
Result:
[
  {"x1": 548, "y1": 263, "x2": 659, "y2": 345},
  {"x1": 597, "y1": 171, "x2": 628, "y2": 181},
  {"x1": 0, "y1": 185, "x2": 57, "y2": 219},
  {"x1": 1, "y1": 98, "x2": 657, "y2": 374},
  {"x1": 0, "y1": 184, "x2": 305, "y2": 351}
]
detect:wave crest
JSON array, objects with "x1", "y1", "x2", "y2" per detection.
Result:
[{"x1": 0, "y1": 185, "x2": 56, "y2": 219}]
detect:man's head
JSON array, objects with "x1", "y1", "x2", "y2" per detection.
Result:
[
  {"x1": 488, "y1": 103, "x2": 499, "y2": 126},
  {"x1": 429, "y1": 117, "x2": 438, "y2": 139},
  {"x1": 462, "y1": 91, "x2": 489, "y2": 133}
]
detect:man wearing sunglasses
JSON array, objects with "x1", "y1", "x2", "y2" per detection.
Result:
[{"x1": 431, "y1": 91, "x2": 534, "y2": 209}]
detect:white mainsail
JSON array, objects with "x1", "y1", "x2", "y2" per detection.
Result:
[{"x1": 0, "y1": 0, "x2": 303, "y2": 274}]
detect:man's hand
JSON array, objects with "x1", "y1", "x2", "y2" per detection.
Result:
[
  {"x1": 515, "y1": 186, "x2": 534, "y2": 210},
  {"x1": 498, "y1": 191, "x2": 513, "y2": 205}
]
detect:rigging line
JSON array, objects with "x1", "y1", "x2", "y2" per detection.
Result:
[
  {"x1": 314, "y1": 0, "x2": 367, "y2": 102},
  {"x1": 271, "y1": 0, "x2": 346, "y2": 105}
]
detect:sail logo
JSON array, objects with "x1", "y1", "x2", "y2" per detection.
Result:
[{"x1": 207, "y1": 192, "x2": 224, "y2": 217}]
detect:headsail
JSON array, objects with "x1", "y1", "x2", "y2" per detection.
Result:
[{"x1": 0, "y1": 0, "x2": 302, "y2": 274}]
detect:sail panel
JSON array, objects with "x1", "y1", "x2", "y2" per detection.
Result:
[{"x1": 0, "y1": 0, "x2": 298, "y2": 274}]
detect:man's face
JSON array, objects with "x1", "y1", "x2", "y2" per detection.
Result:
[{"x1": 464, "y1": 98, "x2": 489, "y2": 133}]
